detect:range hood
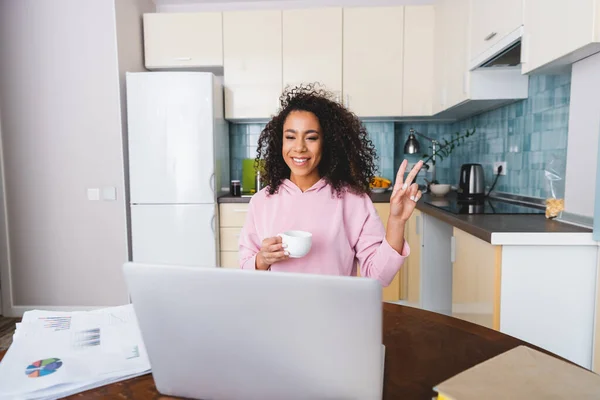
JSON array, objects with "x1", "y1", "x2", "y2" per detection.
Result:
[
  {"x1": 434, "y1": 27, "x2": 528, "y2": 120},
  {"x1": 470, "y1": 26, "x2": 524, "y2": 70}
]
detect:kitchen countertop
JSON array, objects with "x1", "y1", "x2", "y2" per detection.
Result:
[
  {"x1": 218, "y1": 191, "x2": 593, "y2": 245},
  {"x1": 415, "y1": 193, "x2": 592, "y2": 245},
  {"x1": 218, "y1": 191, "x2": 393, "y2": 204}
]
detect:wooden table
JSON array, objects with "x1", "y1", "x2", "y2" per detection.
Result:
[{"x1": 1, "y1": 303, "x2": 564, "y2": 400}]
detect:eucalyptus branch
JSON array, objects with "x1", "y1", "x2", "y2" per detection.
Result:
[{"x1": 421, "y1": 128, "x2": 477, "y2": 166}]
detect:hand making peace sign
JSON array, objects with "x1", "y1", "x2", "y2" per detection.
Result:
[{"x1": 389, "y1": 159, "x2": 424, "y2": 222}]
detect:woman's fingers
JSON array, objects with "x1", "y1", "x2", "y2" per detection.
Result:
[
  {"x1": 392, "y1": 160, "x2": 408, "y2": 194},
  {"x1": 266, "y1": 243, "x2": 286, "y2": 253},
  {"x1": 407, "y1": 183, "x2": 419, "y2": 201},
  {"x1": 265, "y1": 250, "x2": 288, "y2": 263},
  {"x1": 403, "y1": 160, "x2": 424, "y2": 188},
  {"x1": 414, "y1": 190, "x2": 422, "y2": 202}
]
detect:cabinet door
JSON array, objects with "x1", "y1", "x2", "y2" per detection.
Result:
[
  {"x1": 470, "y1": 0, "x2": 523, "y2": 62},
  {"x1": 143, "y1": 13, "x2": 223, "y2": 69},
  {"x1": 220, "y1": 251, "x2": 239, "y2": 269},
  {"x1": 451, "y1": 228, "x2": 501, "y2": 330},
  {"x1": 443, "y1": 0, "x2": 470, "y2": 109},
  {"x1": 283, "y1": 8, "x2": 342, "y2": 96},
  {"x1": 342, "y1": 7, "x2": 404, "y2": 117},
  {"x1": 522, "y1": 0, "x2": 596, "y2": 74},
  {"x1": 403, "y1": 6, "x2": 435, "y2": 116},
  {"x1": 432, "y1": 0, "x2": 448, "y2": 114},
  {"x1": 406, "y1": 210, "x2": 422, "y2": 305},
  {"x1": 223, "y1": 11, "x2": 282, "y2": 119}
]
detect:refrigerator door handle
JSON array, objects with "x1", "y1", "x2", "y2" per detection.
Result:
[
  {"x1": 211, "y1": 214, "x2": 215, "y2": 234},
  {"x1": 210, "y1": 173, "x2": 215, "y2": 194}
]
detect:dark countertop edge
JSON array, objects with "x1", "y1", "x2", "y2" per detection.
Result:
[
  {"x1": 414, "y1": 194, "x2": 591, "y2": 244},
  {"x1": 415, "y1": 201, "x2": 493, "y2": 242}
]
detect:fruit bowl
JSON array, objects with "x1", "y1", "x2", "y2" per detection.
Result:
[
  {"x1": 370, "y1": 176, "x2": 391, "y2": 192},
  {"x1": 371, "y1": 188, "x2": 389, "y2": 194}
]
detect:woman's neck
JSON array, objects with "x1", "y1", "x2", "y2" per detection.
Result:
[{"x1": 290, "y1": 173, "x2": 321, "y2": 192}]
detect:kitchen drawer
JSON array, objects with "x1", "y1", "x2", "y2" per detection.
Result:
[
  {"x1": 219, "y1": 203, "x2": 249, "y2": 227},
  {"x1": 220, "y1": 251, "x2": 239, "y2": 269},
  {"x1": 220, "y1": 227, "x2": 242, "y2": 251}
]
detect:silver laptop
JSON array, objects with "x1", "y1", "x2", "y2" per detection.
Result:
[{"x1": 123, "y1": 262, "x2": 385, "y2": 400}]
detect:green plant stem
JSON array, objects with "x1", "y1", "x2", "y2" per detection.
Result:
[{"x1": 421, "y1": 128, "x2": 476, "y2": 166}]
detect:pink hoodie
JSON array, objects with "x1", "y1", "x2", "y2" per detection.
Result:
[{"x1": 238, "y1": 179, "x2": 410, "y2": 287}]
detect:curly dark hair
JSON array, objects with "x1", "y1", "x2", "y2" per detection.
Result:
[{"x1": 256, "y1": 83, "x2": 378, "y2": 196}]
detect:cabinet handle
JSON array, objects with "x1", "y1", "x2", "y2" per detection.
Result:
[
  {"x1": 174, "y1": 57, "x2": 192, "y2": 61},
  {"x1": 484, "y1": 32, "x2": 497, "y2": 41},
  {"x1": 233, "y1": 209, "x2": 248, "y2": 213},
  {"x1": 450, "y1": 236, "x2": 456, "y2": 263}
]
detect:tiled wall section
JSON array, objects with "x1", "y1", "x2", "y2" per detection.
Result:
[
  {"x1": 229, "y1": 123, "x2": 262, "y2": 182},
  {"x1": 395, "y1": 73, "x2": 571, "y2": 198},
  {"x1": 229, "y1": 121, "x2": 396, "y2": 182},
  {"x1": 230, "y1": 73, "x2": 571, "y2": 198}
]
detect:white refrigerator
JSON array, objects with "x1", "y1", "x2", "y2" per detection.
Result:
[{"x1": 126, "y1": 72, "x2": 229, "y2": 267}]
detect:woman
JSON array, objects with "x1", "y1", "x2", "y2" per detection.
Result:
[{"x1": 238, "y1": 84, "x2": 423, "y2": 287}]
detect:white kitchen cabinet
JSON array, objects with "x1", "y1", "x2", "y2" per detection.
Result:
[
  {"x1": 400, "y1": 210, "x2": 453, "y2": 314},
  {"x1": 143, "y1": 13, "x2": 223, "y2": 69},
  {"x1": 433, "y1": 0, "x2": 470, "y2": 112},
  {"x1": 432, "y1": 0, "x2": 528, "y2": 119},
  {"x1": 283, "y1": 8, "x2": 342, "y2": 96},
  {"x1": 342, "y1": 7, "x2": 404, "y2": 117},
  {"x1": 223, "y1": 11, "x2": 282, "y2": 120},
  {"x1": 403, "y1": 6, "x2": 435, "y2": 116},
  {"x1": 432, "y1": 1, "x2": 447, "y2": 115},
  {"x1": 522, "y1": 0, "x2": 600, "y2": 74},
  {"x1": 218, "y1": 203, "x2": 249, "y2": 269},
  {"x1": 469, "y1": 0, "x2": 523, "y2": 68}
]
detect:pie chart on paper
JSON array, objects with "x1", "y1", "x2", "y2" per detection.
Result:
[{"x1": 25, "y1": 358, "x2": 63, "y2": 378}]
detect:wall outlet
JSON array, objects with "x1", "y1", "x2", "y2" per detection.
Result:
[{"x1": 494, "y1": 161, "x2": 507, "y2": 176}]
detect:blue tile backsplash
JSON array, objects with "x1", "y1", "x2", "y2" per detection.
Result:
[
  {"x1": 229, "y1": 121, "x2": 397, "y2": 182},
  {"x1": 229, "y1": 73, "x2": 571, "y2": 198},
  {"x1": 395, "y1": 73, "x2": 571, "y2": 198}
]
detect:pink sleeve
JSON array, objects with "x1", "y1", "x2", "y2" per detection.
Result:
[
  {"x1": 238, "y1": 198, "x2": 261, "y2": 270},
  {"x1": 355, "y1": 202, "x2": 410, "y2": 287}
]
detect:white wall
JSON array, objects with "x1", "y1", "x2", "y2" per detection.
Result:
[
  {"x1": 0, "y1": 0, "x2": 153, "y2": 315},
  {"x1": 564, "y1": 52, "x2": 600, "y2": 220},
  {"x1": 156, "y1": 0, "x2": 433, "y2": 12},
  {"x1": 116, "y1": 0, "x2": 157, "y2": 259}
]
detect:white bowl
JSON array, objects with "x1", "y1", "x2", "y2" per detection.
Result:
[{"x1": 429, "y1": 184, "x2": 451, "y2": 197}]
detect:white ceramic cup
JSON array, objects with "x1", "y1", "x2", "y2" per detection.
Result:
[{"x1": 278, "y1": 230, "x2": 312, "y2": 258}]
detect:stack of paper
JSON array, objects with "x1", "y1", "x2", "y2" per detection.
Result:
[
  {"x1": 434, "y1": 345, "x2": 600, "y2": 399},
  {"x1": 0, "y1": 304, "x2": 151, "y2": 400}
]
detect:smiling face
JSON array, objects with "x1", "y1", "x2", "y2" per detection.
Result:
[{"x1": 282, "y1": 110, "x2": 323, "y2": 190}]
